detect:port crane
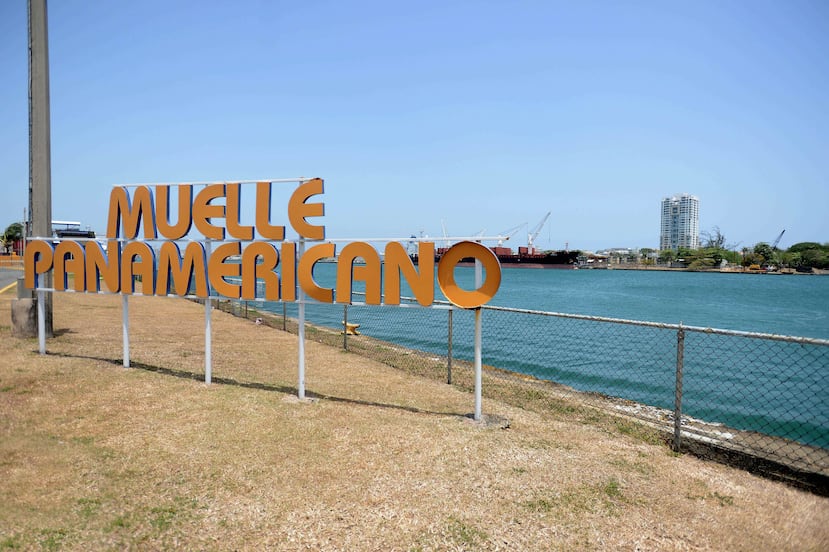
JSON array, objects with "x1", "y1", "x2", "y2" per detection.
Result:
[
  {"x1": 772, "y1": 229, "x2": 785, "y2": 250},
  {"x1": 527, "y1": 212, "x2": 551, "y2": 254},
  {"x1": 749, "y1": 229, "x2": 786, "y2": 271}
]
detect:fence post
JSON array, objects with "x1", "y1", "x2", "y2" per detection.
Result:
[
  {"x1": 282, "y1": 302, "x2": 287, "y2": 331},
  {"x1": 447, "y1": 307, "x2": 453, "y2": 384},
  {"x1": 673, "y1": 323, "x2": 685, "y2": 452},
  {"x1": 343, "y1": 304, "x2": 349, "y2": 351}
]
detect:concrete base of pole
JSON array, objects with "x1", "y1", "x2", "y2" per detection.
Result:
[
  {"x1": 12, "y1": 278, "x2": 53, "y2": 338},
  {"x1": 16, "y1": 278, "x2": 30, "y2": 299},
  {"x1": 465, "y1": 413, "x2": 510, "y2": 429},
  {"x1": 12, "y1": 298, "x2": 53, "y2": 338}
]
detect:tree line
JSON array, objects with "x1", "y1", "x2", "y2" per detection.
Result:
[
  {"x1": 4, "y1": 220, "x2": 829, "y2": 270},
  {"x1": 644, "y1": 227, "x2": 829, "y2": 270},
  {"x1": 2, "y1": 223, "x2": 23, "y2": 255}
]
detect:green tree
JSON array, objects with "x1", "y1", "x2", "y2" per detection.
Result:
[
  {"x1": 639, "y1": 247, "x2": 656, "y2": 265},
  {"x1": 658, "y1": 249, "x2": 675, "y2": 264},
  {"x1": 788, "y1": 242, "x2": 823, "y2": 254},
  {"x1": 786, "y1": 242, "x2": 829, "y2": 269},
  {"x1": 676, "y1": 247, "x2": 704, "y2": 267},
  {"x1": 700, "y1": 247, "x2": 722, "y2": 266},
  {"x1": 676, "y1": 247, "x2": 696, "y2": 259},
  {"x1": 722, "y1": 250, "x2": 741, "y2": 265},
  {"x1": 2, "y1": 222, "x2": 23, "y2": 254},
  {"x1": 753, "y1": 242, "x2": 774, "y2": 265},
  {"x1": 780, "y1": 251, "x2": 801, "y2": 268},
  {"x1": 801, "y1": 248, "x2": 829, "y2": 269},
  {"x1": 742, "y1": 252, "x2": 763, "y2": 267},
  {"x1": 687, "y1": 257, "x2": 716, "y2": 271}
]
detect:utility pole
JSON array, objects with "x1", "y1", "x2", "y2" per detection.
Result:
[{"x1": 27, "y1": 0, "x2": 53, "y2": 335}]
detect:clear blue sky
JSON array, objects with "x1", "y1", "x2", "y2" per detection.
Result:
[{"x1": 1, "y1": 0, "x2": 827, "y2": 252}]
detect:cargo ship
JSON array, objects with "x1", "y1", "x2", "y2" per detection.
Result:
[
  {"x1": 407, "y1": 212, "x2": 579, "y2": 269},
  {"x1": 488, "y1": 246, "x2": 579, "y2": 268},
  {"x1": 410, "y1": 245, "x2": 580, "y2": 269}
]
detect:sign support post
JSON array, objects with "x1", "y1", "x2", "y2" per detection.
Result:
[
  {"x1": 122, "y1": 294, "x2": 129, "y2": 367},
  {"x1": 474, "y1": 259, "x2": 483, "y2": 421},
  {"x1": 297, "y1": 238, "x2": 306, "y2": 400},
  {"x1": 474, "y1": 308, "x2": 483, "y2": 421},
  {"x1": 37, "y1": 289, "x2": 46, "y2": 354},
  {"x1": 205, "y1": 239, "x2": 213, "y2": 384}
]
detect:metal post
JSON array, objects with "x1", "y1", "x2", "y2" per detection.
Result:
[
  {"x1": 343, "y1": 304, "x2": 348, "y2": 351},
  {"x1": 204, "y1": 240, "x2": 212, "y2": 384},
  {"x1": 122, "y1": 294, "x2": 129, "y2": 367},
  {"x1": 673, "y1": 323, "x2": 685, "y2": 452},
  {"x1": 297, "y1": 239, "x2": 306, "y2": 399},
  {"x1": 205, "y1": 296, "x2": 212, "y2": 384},
  {"x1": 28, "y1": 0, "x2": 53, "y2": 335},
  {"x1": 447, "y1": 308, "x2": 453, "y2": 384},
  {"x1": 473, "y1": 259, "x2": 483, "y2": 420},
  {"x1": 474, "y1": 307, "x2": 482, "y2": 421},
  {"x1": 282, "y1": 302, "x2": 287, "y2": 331},
  {"x1": 37, "y1": 289, "x2": 45, "y2": 354}
]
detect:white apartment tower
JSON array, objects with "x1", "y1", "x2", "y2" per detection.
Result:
[{"x1": 660, "y1": 193, "x2": 699, "y2": 251}]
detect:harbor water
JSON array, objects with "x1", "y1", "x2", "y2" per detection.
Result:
[
  {"x1": 485, "y1": 268, "x2": 829, "y2": 340},
  {"x1": 252, "y1": 265, "x2": 829, "y2": 447}
]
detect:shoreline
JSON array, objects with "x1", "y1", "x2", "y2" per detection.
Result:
[{"x1": 602, "y1": 264, "x2": 828, "y2": 275}]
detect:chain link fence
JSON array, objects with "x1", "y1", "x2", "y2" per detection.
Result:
[{"x1": 212, "y1": 295, "x2": 829, "y2": 493}]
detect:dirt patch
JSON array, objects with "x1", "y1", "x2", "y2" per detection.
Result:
[{"x1": 1, "y1": 290, "x2": 828, "y2": 550}]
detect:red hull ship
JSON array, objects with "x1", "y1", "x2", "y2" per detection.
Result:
[{"x1": 410, "y1": 246, "x2": 579, "y2": 269}]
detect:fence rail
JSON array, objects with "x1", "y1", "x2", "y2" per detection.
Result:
[{"x1": 212, "y1": 296, "x2": 829, "y2": 492}]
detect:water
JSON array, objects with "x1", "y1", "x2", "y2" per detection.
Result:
[
  {"x1": 247, "y1": 265, "x2": 829, "y2": 448},
  {"x1": 487, "y1": 268, "x2": 829, "y2": 339}
]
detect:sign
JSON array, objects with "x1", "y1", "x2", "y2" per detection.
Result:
[{"x1": 25, "y1": 179, "x2": 501, "y2": 309}]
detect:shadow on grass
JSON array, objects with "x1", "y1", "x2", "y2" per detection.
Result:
[{"x1": 45, "y1": 351, "x2": 465, "y2": 418}]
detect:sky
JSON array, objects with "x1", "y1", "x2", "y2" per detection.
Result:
[{"x1": 1, "y1": 0, "x2": 827, "y2": 253}]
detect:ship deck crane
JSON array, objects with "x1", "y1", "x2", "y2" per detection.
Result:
[
  {"x1": 497, "y1": 223, "x2": 525, "y2": 246},
  {"x1": 527, "y1": 212, "x2": 551, "y2": 254},
  {"x1": 441, "y1": 220, "x2": 450, "y2": 248}
]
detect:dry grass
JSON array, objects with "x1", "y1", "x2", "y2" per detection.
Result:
[{"x1": 1, "y1": 289, "x2": 828, "y2": 551}]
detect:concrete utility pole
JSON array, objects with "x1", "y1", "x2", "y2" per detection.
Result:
[{"x1": 15, "y1": 0, "x2": 54, "y2": 336}]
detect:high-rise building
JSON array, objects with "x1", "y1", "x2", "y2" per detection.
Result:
[{"x1": 660, "y1": 194, "x2": 699, "y2": 251}]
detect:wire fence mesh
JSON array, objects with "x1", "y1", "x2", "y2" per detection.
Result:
[{"x1": 212, "y1": 294, "x2": 829, "y2": 491}]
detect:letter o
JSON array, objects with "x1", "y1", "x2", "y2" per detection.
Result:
[{"x1": 437, "y1": 241, "x2": 501, "y2": 309}]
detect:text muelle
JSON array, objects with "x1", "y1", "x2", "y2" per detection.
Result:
[{"x1": 107, "y1": 179, "x2": 326, "y2": 241}]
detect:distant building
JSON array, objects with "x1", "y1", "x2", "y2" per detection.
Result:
[{"x1": 660, "y1": 194, "x2": 699, "y2": 251}]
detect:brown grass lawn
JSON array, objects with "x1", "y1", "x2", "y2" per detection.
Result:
[{"x1": 1, "y1": 288, "x2": 827, "y2": 551}]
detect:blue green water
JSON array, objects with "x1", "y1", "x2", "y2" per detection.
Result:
[
  {"x1": 486, "y1": 268, "x2": 829, "y2": 339},
  {"x1": 252, "y1": 266, "x2": 829, "y2": 448}
]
